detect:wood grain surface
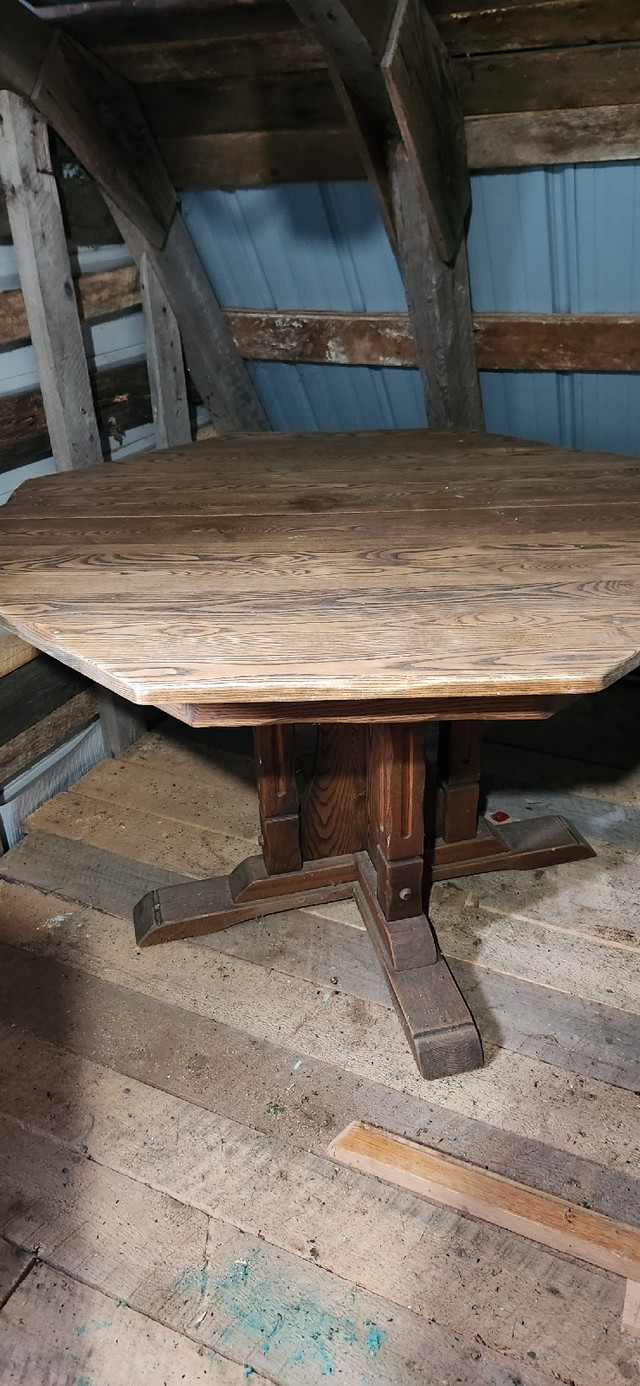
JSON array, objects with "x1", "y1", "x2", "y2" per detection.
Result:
[{"x1": 0, "y1": 428, "x2": 639, "y2": 708}]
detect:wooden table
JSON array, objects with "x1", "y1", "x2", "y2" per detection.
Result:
[{"x1": 1, "y1": 427, "x2": 639, "y2": 1080}]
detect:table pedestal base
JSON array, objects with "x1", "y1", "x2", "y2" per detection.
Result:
[{"x1": 133, "y1": 720, "x2": 594, "y2": 1081}]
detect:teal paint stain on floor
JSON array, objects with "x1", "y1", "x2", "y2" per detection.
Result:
[
  {"x1": 365, "y1": 1326, "x2": 387, "y2": 1356},
  {"x1": 201, "y1": 1250, "x2": 388, "y2": 1380}
]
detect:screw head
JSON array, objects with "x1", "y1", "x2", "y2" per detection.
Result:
[{"x1": 399, "y1": 887, "x2": 412, "y2": 901}]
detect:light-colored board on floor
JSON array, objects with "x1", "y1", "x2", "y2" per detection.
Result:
[
  {"x1": 623, "y1": 1279, "x2": 640, "y2": 1338},
  {"x1": 0, "y1": 1236, "x2": 34, "y2": 1309},
  {"x1": 445, "y1": 842, "x2": 640, "y2": 952},
  {"x1": 74, "y1": 745, "x2": 260, "y2": 840},
  {"x1": 2, "y1": 934, "x2": 637, "y2": 1229},
  {"x1": 0, "y1": 1030, "x2": 628, "y2": 1386},
  {"x1": 0, "y1": 879, "x2": 637, "y2": 1172},
  {"x1": 329, "y1": 1121, "x2": 640, "y2": 1280},
  {"x1": 0, "y1": 1115, "x2": 550, "y2": 1386},
  {"x1": 25, "y1": 787, "x2": 254, "y2": 880},
  {"x1": 432, "y1": 883, "x2": 640, "y2": 1010},
  {"x1": 0, "y1": 830, "x2": 187, "y2": 921},
  {"x1": 0, "y1": 1262, "x2": 262, "y2": 1385}
]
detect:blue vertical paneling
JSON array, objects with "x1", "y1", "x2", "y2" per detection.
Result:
[
  {"x1": 182, "y1": 183, "x2": 425, "y2": 431},
  {"x1": 183, "y1": 165, "x2": 640, "y2": 453}
]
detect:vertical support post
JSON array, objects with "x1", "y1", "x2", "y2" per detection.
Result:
[
  {"x1": 140, "y1": 251, "x2": 192, "y2": 449},
  {"x1": 0, "y1": 92, "x2": 145, "y2": 753},
  {"x1": 436, "y1": 721, "x2": 483, "y2": 844},
  {"x1": 390, "y1": 142, "x2": 484, "y2": 430},
  {"x1": 368, "y1": 723, "x2": 426, "y2": 922},
  {"x1": 301, "y1": 724, "x2": 368, "y2": 860},
  {"x1": 0, "y1": 91, "x2": 102, "y2": 470},
  {"x1": 96, "y1": 689, "x2": 147, "y2": 759},
  {"x1": 254, "y1": 725, "x2": 302, "y2": 876}
]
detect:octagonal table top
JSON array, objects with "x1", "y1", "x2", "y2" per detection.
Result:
[{"x1": 0, "y1": 427, "x2": 639, "y2": 715}]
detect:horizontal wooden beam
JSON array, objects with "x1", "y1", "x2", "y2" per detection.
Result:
[
  {"x1": 134, "y1": 111, "x2": 640, "y2": 187},
  {"x1": 0, "y1": 356, "x2": 177, "y2": 474},
  {"x1": 5, "y1": 285, "x2": 640, "y2": 375},
  {"x1": 232, "y1": 309, "x2": 640, "y2": 374},
  {"x1": 0, "y1": 628, "x2": 37, "y2": 679},
  {"x1": 473, "y1": 313, "x2": 640, "y2": 373},
  {"x1": 2, "y1": 304, "x2": 640, "y2": 474},
  {"x1": 432, "y1": 0, "x2": 640, "y2": 57},
  {"x1": 0, "y1": 264, "x2": 140, "y2": 347},
  {"x1": 33, "y1": 8, "x2": 640, "y2": 177},
  {"x1": 466, "y1": 104, "x2": 640, "y2": 170}
]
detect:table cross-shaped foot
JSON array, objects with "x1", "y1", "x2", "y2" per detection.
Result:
[{"x1": 134, "y1": 720, "x2": 594, "y2": 1080}]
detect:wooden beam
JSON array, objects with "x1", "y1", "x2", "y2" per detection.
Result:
[
  {"x1": 382, "y1": 0, "x2": 470, "y2": 264},
  {"x1": 0, "y1": 264, "x2": 140, "y2": 348},
  {"x1": 0, "y1": 0, "x2": 268, "y2": 434},
  {"x1": 287, "y1": 0, "x2": 481, "y2": 423},
  {"x1": 107, "y1": 200, "x2": 268, "y2": 432},
  {"x1": 287, "y1": 0, "x2": 397, "y2": 244},
  {"x1": 51, "y1": 0, "x2": 640, "y2": 65},
  {"x1": 433, "y1": 0, "x2": 640, "y2": 56},
  {"x1": 0, "y1": 358, "x2": 161, "y2": 475},
  {"x1": 391, "y1": 143, "x2": 483, "y2": 428},
  {"x1": 0, "y1": 95, "x2": 147, "y2": 757},
  {"x1": 139, "y1": 253, "x2": 191, "y2": 448},
  {"x1": 329, "y1": 1121, "x2": 640, "y2": 1282},
  {"x1": 466, "y1": 104, "x2": 640, "y2": 170},
  {"x1": 0, "y1": 629, "x2": 37, "y2": 679},
  {"x1": 474, "y1": 313, "x2": 640, "y2": 373},
  {"x1": 0, "y1": 0, "x2": 176, "y2": 250},
  {"x1": 0, "y1": 92, "x2": 103, "y2": 472},
  {"x1": 229, "y1": 308, "x2": 415, "y2": 367},
  {"x1": 7, "y1": 289, "x2": 640, "y2": 375},
  {"x1": 229, "y1": 308, "x2": 640, "y2": 373},
  {"x1": 3, "y1": 305, "x2": 640, "y2": 472}
]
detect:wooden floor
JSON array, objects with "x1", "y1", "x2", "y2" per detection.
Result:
[{"x1": 1, "y1": 685, "x2": 640, "y2": 1384}]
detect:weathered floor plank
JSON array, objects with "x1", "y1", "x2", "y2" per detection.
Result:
[
  {"x1": 3, "y1": 699, "x2": 640, "y2": 1386},
  {"x1": 1, "y1": 939, "x2": 637, "y2": 1225},
  {"x1": 0, "y1": 1262, "x2": 263, "y2": 1385},
  {"x1": 0, "y1": 1236, "x2": 35, "y2": 1309},
  {"x1": 0, "y1": 1118, "x2": 550, "y2": 1386},
  {"x1": 25, "y1": 786, "x2": 254, "y2": 879},
  {"x1": 0, "y1": 879, "x2": 637, "y2": 1172},
  {"x1": 0, "y1": 1029, "x2": 629, "y2": 1386},
  {"x1": 3, "y1": 818, "x2": 640, "y2": 1091}
]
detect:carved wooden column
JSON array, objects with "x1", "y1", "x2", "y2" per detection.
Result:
[
  {"x1": 354, "y1": 720, "x2": 483, "y2": 1078},
  {"x1": 254, "y1": 725, "x2": 302, "y2": 875}
]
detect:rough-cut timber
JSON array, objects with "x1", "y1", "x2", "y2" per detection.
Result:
[
  {"x1": 329, "y1": 1121, "x2": 640, "y2": 1281},
  {"x1": 382, "y1": 0, "x2": 470, "y2": 264},
  {"x1": 0, "y1": 94, "x2": 102, "y2": 472},
  {"x1": 0, "y1": 0, "x2": 268, "y2": 434},
  {"x1": 391, "y1": 145, "x2": 483, "y2": 428},
  {"x1": 107, "y1": 200, "x2": 268, "y2": 433},
  {"x1": 139, "y1": 253, "x2": 191, "y2": 449}
]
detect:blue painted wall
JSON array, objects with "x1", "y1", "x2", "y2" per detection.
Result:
[{"x1": 183, "y1": 163, "x2": 640, "y2": 454}]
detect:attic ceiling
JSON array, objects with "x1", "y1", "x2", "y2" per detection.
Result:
[{"x1": 17, "y1": 1, "x2": 640, "y2": 187}]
